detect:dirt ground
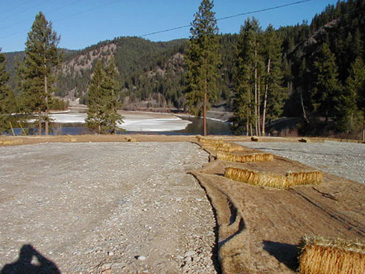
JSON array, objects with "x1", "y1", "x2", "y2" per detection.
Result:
[
  {"x1": 0, "y1": 142, "x2": 216, "y2": 273},
  {"x1": 0, "y1": 136, "x2": 364, "y2": 273}
]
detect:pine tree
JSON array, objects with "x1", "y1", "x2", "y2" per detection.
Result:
[
  {"x1": 343, "y1": 57, "x2": 365, "y2": 138},
  {"x1": 311, "y1": 43, "x2": 342, "y2": 123},
  {"x1": 86, "y1": 59, "x2": 123, "y2": 134},
  {"x1": 101, "y1": 57, "x2": 124, "y2": 134},
  {"x1": 0, "y1": 50, "x2": 16, "y2": 133},
  {"x1": 185, "y1": 0, "x2": 221, "y2": 136},
  {"x1": 261, "y1": 25, "x2": 285, "y2": 135},
  {"x1": 19, "y1": 12, "x2": 62, "y2": 135},
  {"x1": 232, "y1": 18, "x2": 262, "y2": 135}
]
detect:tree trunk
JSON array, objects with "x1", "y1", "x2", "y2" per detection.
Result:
[
  {"x1": 44, "y1": 74, "x2": 49, "y2": 136},
  {"x1": 254, "y1": 49, "x2": 258, "y2": 136},
  {"x1": 38, "y1": 110, "x2": 42, "y2": 135},
  {"x1": 363, "y1": 113, "x2": 365, "y2": 142},
  {"x1": 203, "y1": 91, "x2": 207, "y2": 136},
  {"x1": 262, "y1": 58, "x2": 271, "y2": 136},
  {"x1": 257, "y1": 75, "x2": 261, "y2": 136},
  {"x1": 300, "y1": 89, "x2": 309, "y2": 123}
]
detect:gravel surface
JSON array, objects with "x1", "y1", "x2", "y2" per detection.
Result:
[
  {"x1": 238, "y1": 141, "x2": 365, "y2": 184},
  {"x1": 0, "y1": 142, "x2": 217, "y2": 273}
]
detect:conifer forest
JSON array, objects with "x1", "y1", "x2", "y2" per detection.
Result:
[{"x1": 1, "y1": 0, "x2": 364, "y2": 138}]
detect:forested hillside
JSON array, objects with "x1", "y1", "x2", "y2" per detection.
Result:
[{"x1": 3, "y1": 0, "x2": 364, "y2": 137}]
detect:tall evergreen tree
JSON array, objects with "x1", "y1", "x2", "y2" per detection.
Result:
[
  {"x1": 102, "y1": 57, "x2": 124, "y2": 134},
  {"x1": 343, "y1": 57, "x2": 365, "y2": 138},
  {"x1": 232, "y1": 18, "x2": 262, "y2": 135},
  {"x1": 311, "y1": 43, "x2": 342, "y2": 123},
  {"x1": 86, "y1": 59, "x2": 123, "y2": 134},
  {"x1": 185, "y1": 0, "x2": 221, "y2": 136},
  {"x1": 19, "y1": 12, "x2": 62, "y2": 135},
  {"x1": 261, "y1": 24, "x2": 285, "y2": 134},
  {"x1": 0, "y1": 50, "x2": 16, "y2": 133}
]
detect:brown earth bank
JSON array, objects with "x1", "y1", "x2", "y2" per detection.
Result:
[{"x1": 0, "y1": 136, "x2": 364, "y2": 273}]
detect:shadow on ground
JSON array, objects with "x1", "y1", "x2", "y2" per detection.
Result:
[{"x1": 1, "y1": 244, "x2": 60, "y2": 274}]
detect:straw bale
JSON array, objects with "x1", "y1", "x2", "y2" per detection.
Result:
[
  {"x1": 299, "y1": 236, "x2": 365, "y2": 274},
  {"x1": 202, "y1": 142, "x2": 245, "y2": 152},
  {"x1": 286, "y1": 171, "x2": 322, "y2": 186},
  {"x1": 299, "y1": 138, "x2": 311, "y2": 143},
  {"x1": 217, "y1": 151, "x2": 273, "y2": 163},
  {"x1": 66, "y1": 135, "x2": 77, "y2": 142},
  {"x1": 1, "y1": 139, "x2": 24, "y2": 146},
  {"x1": 224, "y1": 167, "x2": 322, "y2": 189},
  {"x1": 125, "y1": 137, "x2": 136, "y2": 142}
]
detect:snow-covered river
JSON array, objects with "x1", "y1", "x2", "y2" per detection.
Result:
[{"x1": 50, "y1": 112, "x2": 192, "y2": 132}]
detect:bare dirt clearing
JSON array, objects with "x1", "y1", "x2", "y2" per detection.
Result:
[{"x1": 0, "y1": 142, "x2": 216, "y2": 273}]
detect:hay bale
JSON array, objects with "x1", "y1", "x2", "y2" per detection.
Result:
[
  {"x1": 2, "y1": 139, "x2": 24, "y2": 145},
  {"x1": 125, "y1": 137, "x2": 136, "y2": 142},
  {"x1": 224, "y1": 167, "x2": 322, "y2": 189},
  {"x1": 286, "y1": 171, "x2": 322, "y2": 186},
  {"x1": 217, "y1": 151, "x2": 273, "y2": 163},
  {"x1": 202, "y1": 141, "x2": 245, "y2": 153},
  {"x1": 299, "y1": 236, "x2": 365, "y2": 274},
  {"x1": 66, "y1": 135, "x2": 77, "y2": 142}
]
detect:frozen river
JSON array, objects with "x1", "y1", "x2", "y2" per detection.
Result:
[{"x1": 50, "y1": 111, "x2": 192, "y2": 132}]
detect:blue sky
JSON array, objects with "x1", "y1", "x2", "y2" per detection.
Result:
[{"x1": 1, "y1": 0, "x2": 339, "y2": 53}]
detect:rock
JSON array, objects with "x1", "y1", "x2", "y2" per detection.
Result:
[
  {"x1": 136, "y1": 255, "x2": 146, "y2": 261},
  {"x1": 184, "y1": 250, "x2": 196, "y2": 257}
]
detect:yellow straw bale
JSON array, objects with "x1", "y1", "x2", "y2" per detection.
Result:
[
  {"x1": 125, "y1": 136, "x2": 136, "y2": 142},
  {"x1": 299, "y1": 138, "x2": 311, "y2": 143},
  {"x1": 286, "y1": 171, "x2": 322, "y2": 186},
  {"x1": 224, "y1": 167, "x2": 322, "y2": 189},
  {"x1": 66, "y1": 135, "x2": 77, "y2": 142},
  {"x1": 202, "y1": 142, "x2": 245, "y2": 152},
  {"x1": 299, "y1": 236, "x2": 365, "y2": 274},
  {"x1": 217, "y1": 151, "x2": 273, "y2": 163},
  {"x1": 1, "y1": 139, "x2": 24, "y2": 145}
]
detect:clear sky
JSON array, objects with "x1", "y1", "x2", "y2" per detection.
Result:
[{"x1": 0, "y1": 0, "x2": 339, "y2": 53}]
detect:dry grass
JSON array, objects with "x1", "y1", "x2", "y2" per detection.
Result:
[
  {"x1": 217, "y1": 151, "x2": 273, "y2": 163},
  {"x1": 299, "y1": 236, "x2": 365, "y2": 274},
  {"x1": 224, "y1": 167, "x2": 322, "y2": 189}
]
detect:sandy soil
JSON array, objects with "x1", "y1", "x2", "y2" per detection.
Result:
[{"x1": 0, "y1": 142, "x2": 216, "y2": 273}]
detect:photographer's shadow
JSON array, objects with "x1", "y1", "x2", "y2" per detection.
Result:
[{"x1": 1, "y1": 244, "x2": 60, "y2": 274}]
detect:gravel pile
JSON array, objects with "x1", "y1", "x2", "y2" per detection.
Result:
[
  {"x1": 238, "y1": 141, "x2": 365, "y2": 184},
  {"x1": 0, "y1": 142, "x2": 217, "y2": 273}
]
